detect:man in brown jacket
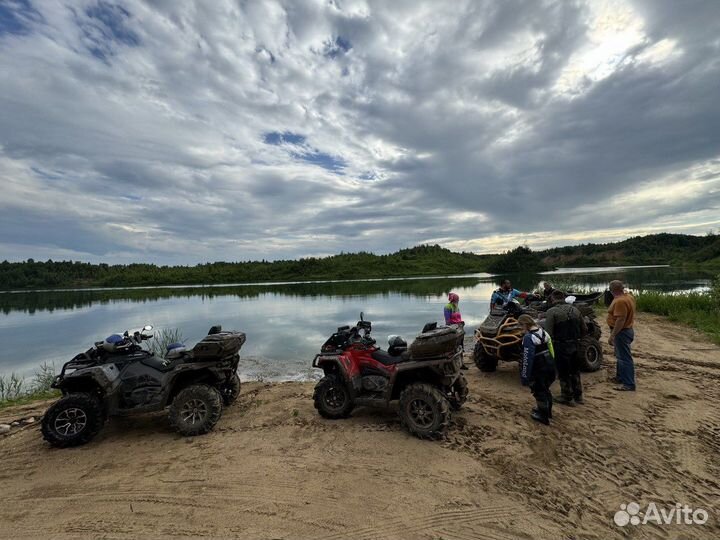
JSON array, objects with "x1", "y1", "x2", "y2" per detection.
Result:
[{"x1": 607, "y1": 280, "x2": 636, "y2": 391}]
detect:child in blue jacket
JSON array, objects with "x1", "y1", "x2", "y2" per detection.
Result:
[{"x1": 518, "y1": 314, "x2": 556, "y2": 425}]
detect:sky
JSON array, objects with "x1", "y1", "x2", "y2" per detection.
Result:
[{"x1": 0, "y1": 0, "x2": 718, "y2": 264}]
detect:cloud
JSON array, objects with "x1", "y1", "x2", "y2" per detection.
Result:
[{"x1": 0, "y1": 0, "x2": 718, "y2": 264}]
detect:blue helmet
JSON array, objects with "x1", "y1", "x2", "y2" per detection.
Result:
[{"x1": 102, "y1": 334, "x2": 126, "y2": 353}]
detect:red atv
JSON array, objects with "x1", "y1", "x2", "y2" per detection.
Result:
[{"x1": 312, "y1": 313, "x2": 467, "y2": 439}]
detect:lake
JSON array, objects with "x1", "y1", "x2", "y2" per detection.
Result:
[{"x1": 0, "y1": 266, "x2": 712, "y2": 381}]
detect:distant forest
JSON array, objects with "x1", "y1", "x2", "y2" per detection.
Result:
[{"x1": 1, "y1": 233, "x2": 719, "y2": 290}]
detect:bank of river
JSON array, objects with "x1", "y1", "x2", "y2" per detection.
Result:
[
  {"x1": 1, "y1": 311, "x2": 719, "y2": 539},
  {"x1": 0, "y1": 265, "x2": 712, "y2": 380}
]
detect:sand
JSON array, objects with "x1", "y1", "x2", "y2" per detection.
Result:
[{"x1": 0, "y1": 312, "x2": 718, "y2": 539}]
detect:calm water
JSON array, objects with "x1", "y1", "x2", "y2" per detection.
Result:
[{"x1": 0, "y1": 266, "x2": 712, "y2": 381}]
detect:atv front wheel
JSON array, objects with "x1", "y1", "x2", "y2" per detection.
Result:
[
  {"x1": 41, "y1": 393, "x2": 105, "y2": 448},
  {"x1": 449, "y1": 373, "x2": 468, "y2": 411},
  {"x1": 579, "y1": 336, "x2": 603, "y2": 372},
  {"x1": 473, "y1": 341, "x2": 498, "y2": 372},
  {"x1": 313, "y1": 375, "x2": 353, "y2": 419},
  {"x1": 399, "y1": 383, "x2": 450, "y2": 439},
  {"x1": 220, "y1": 372, "x2": 241, "y2": 406},
  {"x1": 169, "y1": 384, "x2": 223, "y2": 436}
]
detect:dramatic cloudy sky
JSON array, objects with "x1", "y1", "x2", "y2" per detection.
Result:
[{"x1": 0, "y1": 0, "x2": 718, "y2": 264}]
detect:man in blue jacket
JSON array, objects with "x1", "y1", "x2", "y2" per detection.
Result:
[{"x1": 490, "y1": 279, "x2": 529, "y2": 308}]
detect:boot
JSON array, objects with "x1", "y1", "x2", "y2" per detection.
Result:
[
  {"x1": 553, "y1": 395, "x2": 575, "y2": 406},
  {"x1": 532, "y1": 407, "x2": 553, "y2": 420},
  {"x1": 531, "y1": 409, "x2": 550, "y2": 425},
  {"x1": 572, "y1": 373, "x2": 583, "y2": 403}
]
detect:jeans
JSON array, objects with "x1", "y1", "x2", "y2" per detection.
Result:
[{"x1": 615, "y1": 328, "x2": 635, "y2": 389}]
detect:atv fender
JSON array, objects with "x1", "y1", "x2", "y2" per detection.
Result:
[
  {"x1": 55, "y1": 364, "x2": 121, "y2": 398},
  {"x1": 312, "y1": 353, "x2": 362, "y2": 396}
]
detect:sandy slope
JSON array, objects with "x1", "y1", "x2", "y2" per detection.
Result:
[{"x1": 1, "y1": 313, "x2": 718, "y2": 539}]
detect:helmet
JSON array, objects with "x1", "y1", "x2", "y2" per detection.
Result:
[
  {"x1": 388, "y1": 335, "x2": 407, "y2": 349},
  {"x1": 166, "y1": 342, "x2": 187, "y2": 359},
  {"x1": 102, "y1": 334, "x2": 126, "y2": 353}
]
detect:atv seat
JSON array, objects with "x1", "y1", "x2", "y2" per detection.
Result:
[
  {"x1": 371, "y1": 349, "x2": 410, "y2": 365},
  {"x1": 141, "y1": 356, "x2": 177, "y2": 372}
]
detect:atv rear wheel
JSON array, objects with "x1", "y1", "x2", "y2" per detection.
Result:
[
  {"x1": 220, "y1": 372, "x2": 241, "y2": 406},
  {"x1": 169, "y1": 384, "x2": 223, "y2": 436},
  {"x1": 449, "y1": 373, "x2": 468, "y2": 411},
  {"x1": 399, "y1": 383, "x2": 450, "y2": 439},
  {"x1": 579, "y1": 336, "x2": 603, "y2": 372},
  {"x1": 41, "y1": 393, "x2": 105, "y2": 448},
  {"x1": 313, "y1": 375, "x2": 353, "y2": 419},
  {"x1": 473, "y1": 341, "x2": 498, "y2": 372}
]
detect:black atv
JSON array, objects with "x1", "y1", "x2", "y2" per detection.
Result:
[{"x1": 41, "y1": 324, "x2": 246, "y2": 448}]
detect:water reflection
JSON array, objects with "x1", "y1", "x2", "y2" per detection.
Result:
[{"x1": 0, "y1": 266, "x2": 711, "y2": 380}]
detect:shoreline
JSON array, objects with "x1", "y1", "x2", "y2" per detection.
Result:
[{"x1": 1, "y1": 312, "x2": 719, "y2": 539}]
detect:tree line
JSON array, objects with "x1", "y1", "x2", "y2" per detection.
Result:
[{"x1": 1, "y1": 233, "x2": 718, "y2": 290}]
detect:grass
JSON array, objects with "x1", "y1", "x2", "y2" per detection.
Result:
[
  {"x1": 556, "y1": 276, "x2": 720, "y2": 345},
  {"x1": 0, "y1": 362, "x2": 60, "y2": 411},
  {"x1": 636, "y1": 290, "x2": 720, "y2": 345},
  {"x1": 147, "y1": 328, "x2": 186, "y2": 357}
]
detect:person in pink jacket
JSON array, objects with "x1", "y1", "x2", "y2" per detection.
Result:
[{"x1": 444, "y1": 293, "x2": 463, "y2": 325}]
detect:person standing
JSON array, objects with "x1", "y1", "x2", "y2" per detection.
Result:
[
  {"x1": 444, "y1": 293, "x2": 463, "y2": 325},
  {"x1": 607, "y1": 280, "x2": 636, "y2": 391},
  {"x1": 518, "y1": 314, "x2": 556, "y2": 425},
  {"x1": 545, "y1": 290, "x2": 587, "y2": 405},
  {"x1": 444, "y1": 292, "x2": 468, "y2": 369}
]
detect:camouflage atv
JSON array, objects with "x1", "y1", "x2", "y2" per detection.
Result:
[{"x1": 473, "y1": 300, "x2": 603, "y2": 373}]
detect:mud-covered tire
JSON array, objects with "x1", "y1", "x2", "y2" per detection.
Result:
[
  {"x1": 41, "y1": 393, "x2": 105, "y2": 448},
  {"x1": 473, "y1": 341, "x2": 498, "y2": 372},
  {"x1": 579, "y1": 336, "x2": 603, "y2": 372},
  {"x1": 399, "y1": 383, "x2": 451, "y2": 439},
  {"x1": 220, "y1": 372, "x2": 241, "y2": 406},
  {"x1": 313, "y1": 375, "x2": 353, "y2": 419},
  {"x1": 449, "y1": 373, "x2": 468, "y2": 411},
  {"x1": 169, "y1": 384, "x2": 223, "y2": 436}
]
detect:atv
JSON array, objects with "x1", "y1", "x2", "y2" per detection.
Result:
[
  {"x1": 41, "y1": 324, "x2": 246, "y2": 448},
  {"x1": 473, "y1": 300, "x2": 603, "y2": 373},
  {"x1": 312, "y1": 313, "x2": 467, "y2": 439}
]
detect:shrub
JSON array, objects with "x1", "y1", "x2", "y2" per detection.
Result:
[{"x1": 148, "y1": 328, "x2": 185, "y2": 357}]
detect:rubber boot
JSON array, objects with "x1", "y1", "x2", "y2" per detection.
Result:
[
  {"x1": 531, "y1": 409, "x2": 550, "y2": 425},
  {"x1": 572, "y1": 373, "x2": 583, "y2": 403},
  {"x1": 555, "y1": 379, "x2": 575, "y2": 405},
  {"x1": 553, "y1": 394, "x2": 575, "y2": 406},
  {"x1": 532, "y1": 407, "x2": 553, "y2": 420}
]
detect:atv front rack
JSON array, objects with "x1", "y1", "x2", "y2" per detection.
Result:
[{"x1": 476, "y1": 317, "x2": 523, "y2": 360}]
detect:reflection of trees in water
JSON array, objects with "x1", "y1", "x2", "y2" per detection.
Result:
[
  {"x1": 1, "y1": 267, "x2": 710, "y2": 315},
  {"x1": 0, "y1": 278, "x2": 483, "y2": 315}
]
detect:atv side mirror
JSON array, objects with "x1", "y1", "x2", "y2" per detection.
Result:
[{"x1": 360, "y1": 312, "x2": 364, "y2": 322}]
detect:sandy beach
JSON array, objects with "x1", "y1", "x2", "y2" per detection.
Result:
[{"x1": 1, "y1": 312, "x2": 718, "y2": 539}]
